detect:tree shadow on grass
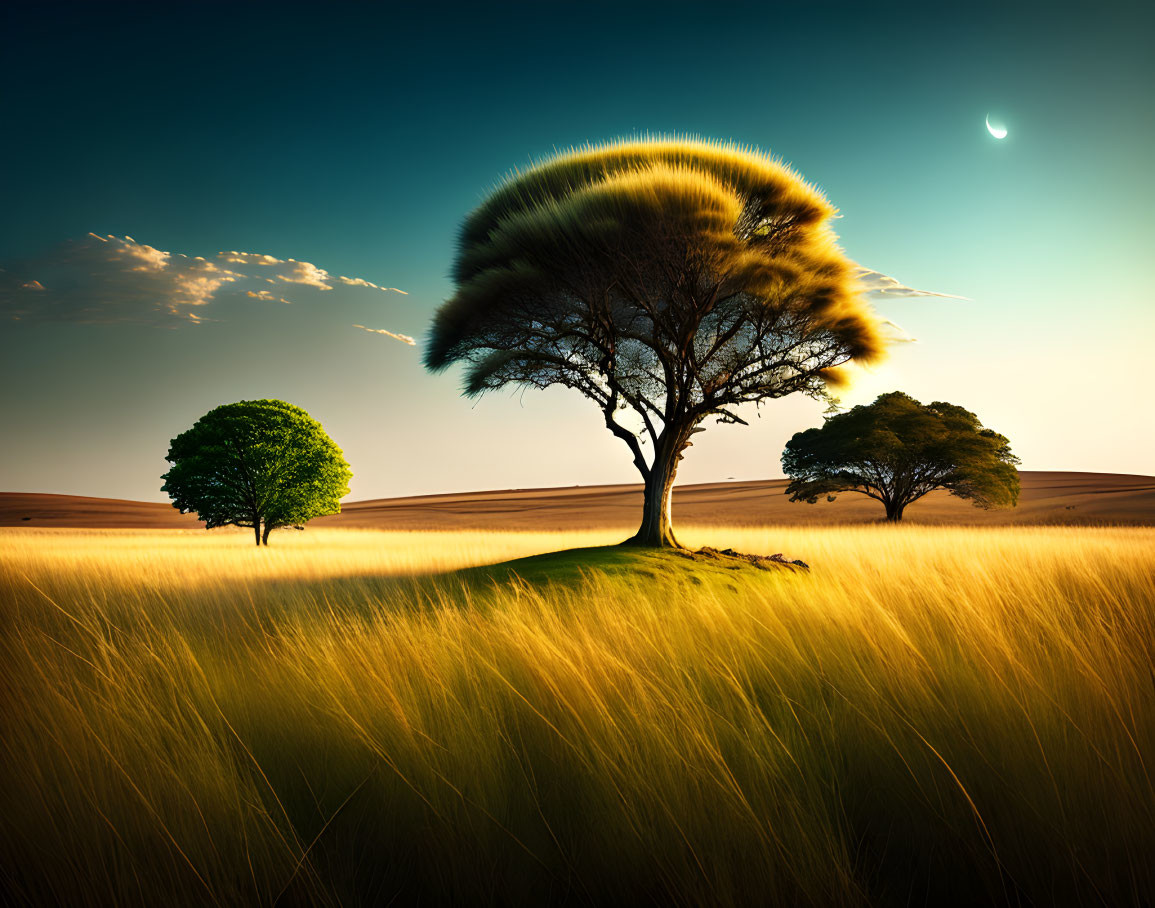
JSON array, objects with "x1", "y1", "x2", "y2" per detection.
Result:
[{"x1": 248, "y1": 544, "x2": 808, "y2": 620}]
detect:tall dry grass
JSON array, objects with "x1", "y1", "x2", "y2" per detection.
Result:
[{"x1": 2, "y1": 526, "x2": 1152, "y2": 906}]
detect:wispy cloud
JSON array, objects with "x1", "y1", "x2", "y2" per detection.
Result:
[
  {"x1": 879, "y1": 318, "x2": 918, "y2": 343},
  {"x1": 856, "y1": 267, "x2": 967, "y2": 300},
  {"x1": 339, "y1": 276, "x2": 407, "y2": 293},
  {"x1": 246, "y1": 289, "x2": 290, "y2": 303},
  {"x1": 0, "y1": 234, "x2": 408, "y2": 326},
  {"x1": 352, "y1": 324, "x2": 417, "y2": 346}
]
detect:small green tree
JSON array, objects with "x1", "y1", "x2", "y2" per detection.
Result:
[
  {"x1": 782, "y1": 391, "x2": 1019, "y2": 521},
  {"x1": 161, "y1": 399, "x2": 352, "y2": 545}
]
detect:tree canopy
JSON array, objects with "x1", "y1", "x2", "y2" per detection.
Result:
[
  {"x1": 426, "y1": 138, "x2": 886, "y2": 546},
  {"x1": 161, "y1": 399, "x2": 352, "y2": 545},
  {"x1": 782, "y1": 391, "x2": 1019, "y2": 521}
]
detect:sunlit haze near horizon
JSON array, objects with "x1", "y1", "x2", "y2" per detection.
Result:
[{"x1": 1, "y1": 0, "x2": 1152, "y2": 502}]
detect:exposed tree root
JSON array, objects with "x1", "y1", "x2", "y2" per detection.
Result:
[{"x1": 671, "y1": 546, "x2": 810, "y2": 571}]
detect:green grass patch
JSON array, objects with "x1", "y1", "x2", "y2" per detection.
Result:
[{"x1": 459, "y1": 544, "x2": 803, "y2": 588}]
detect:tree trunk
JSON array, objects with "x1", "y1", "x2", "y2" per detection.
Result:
[
  {"x1": 884, "y1": 500, "x2": 905, "y2": 522},
  {"x1": 261, "y1": 523, "x2": 272, "y2": 546},
  {"x1": 253, "y1": 518, "x2": 261, "y2": 547},
  {"x1": 623, "y1": 438, "x2": 684, "y2": 548}
]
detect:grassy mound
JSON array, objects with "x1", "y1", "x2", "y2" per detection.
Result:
[{"x1": 460, "y1": 544, "x2": 808, "y2": 588}]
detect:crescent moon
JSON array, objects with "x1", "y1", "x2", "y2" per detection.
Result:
[{"x1": 986, "y1": 115, "x2": 1008, "y2": 139}]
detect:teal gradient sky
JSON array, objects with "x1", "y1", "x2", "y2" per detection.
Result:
[{"x1": 1, "y1": 0, "x2": 1152, "y2": 501}]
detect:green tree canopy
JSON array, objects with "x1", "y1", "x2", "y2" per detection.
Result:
[
  {"x1": 782, "y1": 391, "x2": 1019, "y2": 521},
  {"x1": 426, "y1": 138, "x2": 886, "y2": 547},
  {"x1": 161, "y1": 399, "x2": 352, "y2": 545}
]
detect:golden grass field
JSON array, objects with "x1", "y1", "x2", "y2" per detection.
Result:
[{"x1": 2, "y1": 526, "x2": 1154, "y2": 906}]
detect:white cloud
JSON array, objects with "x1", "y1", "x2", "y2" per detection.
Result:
[
  {"x1": 340, "y1": 276, "x2": 408, "y2": 293},
  {"x1": 0, "y1": 234, "x2": 408, "y2": 326},
  {"x1": 114, "y1": 236, "x2": 170, "y2": 273},
  {"x1": 246, "y1": 289, "x2": 290, "y2": 303},
  {"x1": 352, "y1": 324, "x2": 417, "y2": 346},
  {"x1": 856, "y1": 267, "x2": 967, "y2": 300},
  {"x1": 275, "y1": 259, "x2": 335, "y2": 290},
  {"x1": 221, "y1": 251, "x2": 282, "y2": 266}
]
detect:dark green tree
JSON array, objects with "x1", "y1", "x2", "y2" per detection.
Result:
[
  {"x1": 161, "y1": 399, "x2": 352, "y2": 545},
  {"x1": 426, "y1": 138, "x2": 886, "y2": 547},
  {"x1": 782, "y1": 391, "x2": 1019, "y2": 521}
]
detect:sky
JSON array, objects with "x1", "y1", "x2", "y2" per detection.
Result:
[{"x1": 1, "y1": 0, "x2": 1152, "y2": 502}]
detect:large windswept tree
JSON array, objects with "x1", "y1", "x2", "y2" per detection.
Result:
[
  {"x1": 782, "y1": 391, "x2": 1020, "y2": 521},
  {"x1": 426, "y1": 139, "x2": 886, "y2": 547}
]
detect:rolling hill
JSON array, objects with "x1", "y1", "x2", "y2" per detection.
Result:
[{"x1": 2, "y1": 471, "x2": 1152, "y2": 530}]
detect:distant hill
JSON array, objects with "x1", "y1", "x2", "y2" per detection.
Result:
[{"x1": 2, "y1": 472, "x2": 1153, "y2": 530}]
